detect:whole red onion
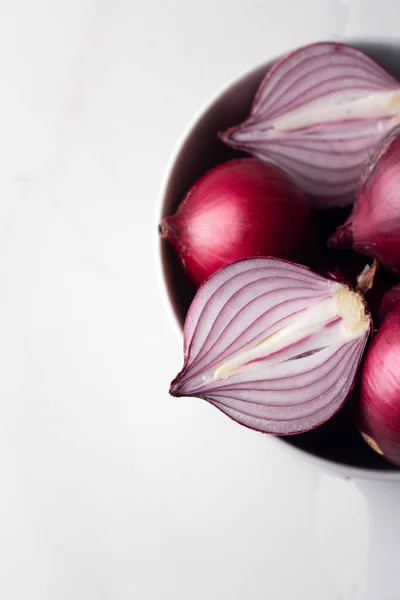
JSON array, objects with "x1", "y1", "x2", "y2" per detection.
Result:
[
  {"x1": 358, "y1": 303, "x2": 400, "y2": 465},
  {"x1": 329, "y1": 125, "x2": 400, "y2": 276},
  {"x1": 159, "y1": 158, "x2": 315, "y2": 287}
]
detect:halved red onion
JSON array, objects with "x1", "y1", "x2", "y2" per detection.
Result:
[
  {"x1": 170, "y1": 258, "x2": 371, "y2": 435},
  {"x1": 220, "y1": 42, "x2": 400, "y2": 208}
]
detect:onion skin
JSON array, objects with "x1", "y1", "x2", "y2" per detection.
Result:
[
  {"x1": 358, "y1": 304, "x2": 400, "y2": 466},
  {"x1": 159, "y1": 158, "x2": 314, "y2": 287},
  {"x1": 379, "y1": 283, "x2": 400, "y2": 322},
  {"x1": 220, "y1": 42, "x2": 400, "y2": 209},
  {"x1": 329, "y1": 125, "x2": 400, "y2": 277}
]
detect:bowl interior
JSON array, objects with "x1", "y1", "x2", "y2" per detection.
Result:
[{"x1": 159, "y1": 39, "x2": 400, "y2": 475}]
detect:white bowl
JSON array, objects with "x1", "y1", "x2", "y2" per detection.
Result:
[{"x1": 156, "y1": 38, "x2": 400, "y2": 481}]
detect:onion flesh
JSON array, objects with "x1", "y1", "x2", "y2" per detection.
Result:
[
  {"x1": 159, "y1": 159, "x2": 314, "y2": 287},
  {"x1": 170, "y1": 257, "x2": 371, "y2": 435},
  {"x1": 358, "y1": 304, "x2": 400, "y2": 466},
  {"x1": 220, "y1": 42, "x2": 400, "y2": 208}
]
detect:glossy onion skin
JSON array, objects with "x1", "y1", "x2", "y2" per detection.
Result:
[
  {"x1": 330, "y1": 125, "x2": 400, "y2": 277},
  {"x1": 159, "y1": 159, "x2": 314, "y2": 287},
  {"x1": 358, "y1": 303, "x2": 400, "y2": 465}
]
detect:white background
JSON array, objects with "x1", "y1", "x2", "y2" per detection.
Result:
[{"x1": 1, "y1": 1, "x2": 400, "y2": 598}]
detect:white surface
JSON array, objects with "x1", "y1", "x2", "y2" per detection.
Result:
[{"x1": 0, "y1": 1, "x2": 400, "y2": 599}]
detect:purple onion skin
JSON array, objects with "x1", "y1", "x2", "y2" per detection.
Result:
[
  {"x1": 358, "y1": 303, "x2": 400, "y2": 466},
  {"x1": 330, "y1": 125, "x2": 400, "y2": 277},
  {"x1": 379, "y1": 283, "x2": 400, "y2": 322}
]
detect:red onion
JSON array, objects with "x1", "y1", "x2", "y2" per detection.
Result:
[
  {"x1": 329, "y1": 125, "x2": 400, "y2": 276},
  {"x1": 159, "y1": 158, "x2": 314, "y2": 287},
  {"x1": 170, "y1": 257, "x2": 371, "y2": 435},
  {"x1": 220, "y1": 42, "x2": 400, "y2": 208},
  {"x1": 358, "y1": 304, "x2": 400, "y2": 465}
]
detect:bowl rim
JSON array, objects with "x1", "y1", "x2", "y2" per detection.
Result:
[{"x1": 154, "y1": 36, "x2": 400, "y2": 481}]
